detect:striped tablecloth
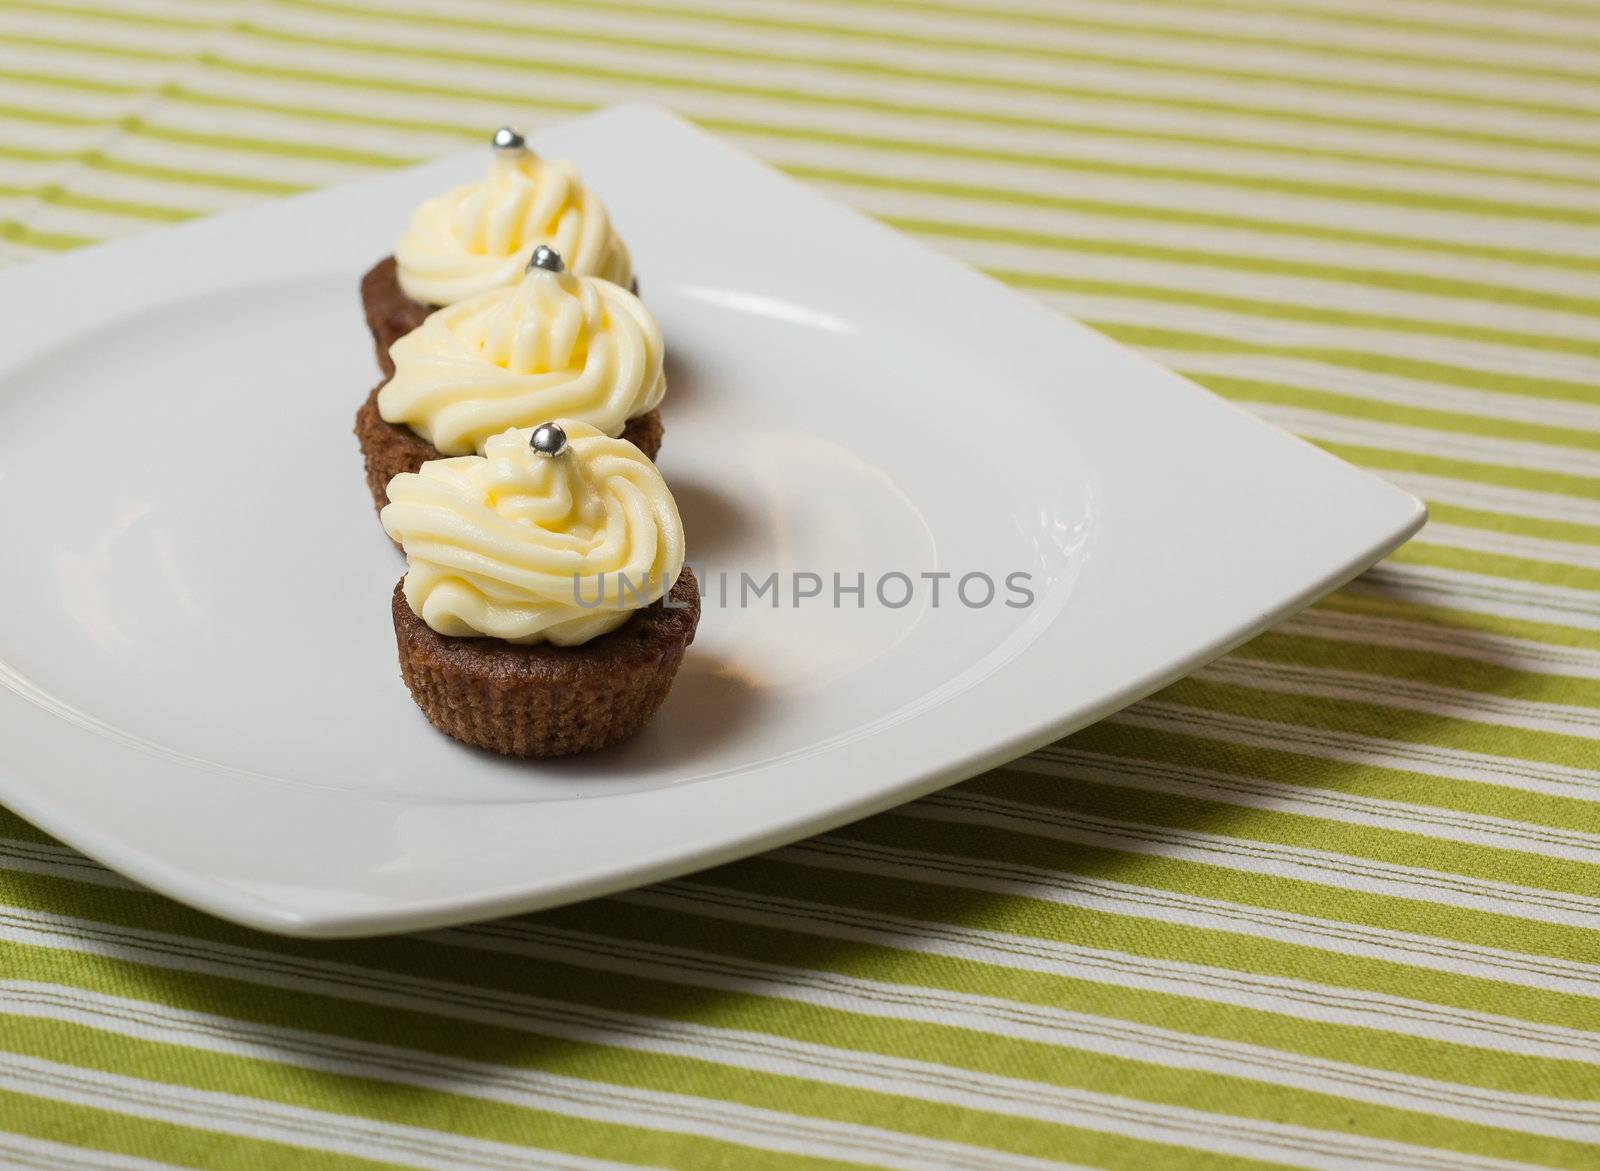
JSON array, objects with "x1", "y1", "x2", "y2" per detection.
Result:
[{"x1": 2, "y1": 1, "x2": 1598, "y2": 1168}]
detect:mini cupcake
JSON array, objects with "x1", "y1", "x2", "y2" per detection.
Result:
[
  {"x1": 382, "y1": 421, "x2": 697, "y2": 757},
  {"x1": 356, "y1": 245, "x2": 665, "y2": 515},
  {"x1": 361, "y1": 126, "x2": 633, "y2": 376}
]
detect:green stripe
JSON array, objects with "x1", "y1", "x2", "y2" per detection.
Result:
[
  {"x1": 1160, "y1": 674, "x2": 1600, "y2": 771},
  {"x1": 1391, "y1": 539, "x2": 1600, "y2": 594},
  {"x1": 1232, "y1": 628, "x2": 1600, "y2": 708},
  {"x1": 1095, "y1": 322, "x2": 1600, "y2": 408},
  {"x1": 1012, "y1": 270, "x2": 1600, "y2": 359},
  {"x1": 1065, "y1": 716, "x2": 1600, "y2": 834},
  {"x1": 1426, "y1": 502, "x2": 1600, "y2": 550},
  {"x1": 0, "y1": 220, "x2": 90, "y2": 250},
  {"x1": 1200, "y1": 375, "x2": 1600, "y2": 454},
  {"x1": 0, "y1": 75, "x2": 416, "y2": 168},
  {"x1": 1314, "y1": 440, "x2": 1600, "y2": 505},
  {"x1": 1317, "y1": 589, "x2": 1600, "y2": 652},
  {"x1": 0, "y1": 181, "x2": 194, "y2": 223},
  {"x1": 951, "y1": 767, "x2": 1600, "y2": 897}
]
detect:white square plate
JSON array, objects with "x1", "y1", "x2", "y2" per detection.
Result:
[{"x1": 0, "y1": 105, "x2": 1423, "y2": 937}]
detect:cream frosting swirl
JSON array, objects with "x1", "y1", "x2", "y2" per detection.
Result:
[
  {"x1": 382, "y1": 423, "x2": 686, "y2": 646},
  {"x1": 395, "y1": 148, "x2": 632, "y2": 305},
  {"x1": 377, "y1": 264, "x2": 664, "y2": 456}
]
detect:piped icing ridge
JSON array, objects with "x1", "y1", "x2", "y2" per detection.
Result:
[
  {"x1": 381, "y1": 423, "x2": 686, "y2": 647},
  {"x1": 394, "y1": 146, "x2": 632, "y2": 306},
  {"x1": 378, "y1": 262, "x2": 664, "y2": 457}
]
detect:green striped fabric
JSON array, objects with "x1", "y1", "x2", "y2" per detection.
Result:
[{"x1": 1, "y1": 0, "x2": 1598, "y2": 1167}]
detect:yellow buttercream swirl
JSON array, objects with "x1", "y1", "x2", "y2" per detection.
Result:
[
  {"x1": 394, "y1": 149, "x2": 632, "y2": 305},
  {"x1": 381, "y1": 423, "x2": 686, "y2": 646},
  {"x1": 377, "y1": 265, "x2": 664, "y2": 456}
]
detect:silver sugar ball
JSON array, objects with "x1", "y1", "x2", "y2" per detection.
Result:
[
  {"x1": 529, "y1": 422, "x2": 569, "y2": 457},
  {"x1": 491, "y1": 126, "x2": 527, "y2": 153},
  {"x1": 527, "y1": 244, "x2": 565, "y2": 274}
]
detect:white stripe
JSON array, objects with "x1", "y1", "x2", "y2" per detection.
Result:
[
  {"x1": 0, "y1": 41, "x2": 175, "y2": 92},
  {"x1": 0, "y1": 200, "x2": 126, "y2": 241},
  {"x1": 0, "y1": 162, "x2": 270, "y2": 217},
  {"x1": 951, "y1": 239, "x2": 1600, "y2": 342},
  {"x1": 1276, "y1": 608, "x2": 1600, "y2": 678},
  {"x1": 1145, "y1": 351, "x2": 1600, "y2": 430},
  {"x1": 892, "y1": 791, "x2": 1600, "y2": 930},
  {"x1": 1052, "y1": 292, "x2": 1600, "y2": 387},
  {"x1": 0, "y1": 10, "x2": 219, "y2": 56},
  {"x1": 1383, "y1": 472, "x2": 1600, "y2": 529},
  {"x1": 633, "y1": 882, "x2": 1600, "y2": 1063},
  {"x1": 1348, "y1": 564, "x2": 1600, "y2": 632},
  {"x1": 1247, "y1": 404, "x2": 1600, "y2": 480},
  {"x1": 0, "y1": 1132, "x2": 187, "y2": 1171},
  {"x1": 1195, "y1": 656, "x2": 1600, "y2": 738},
  {"x1": 0, "y1": 837, "x2": 138, "y2": 889},
  {"x1": 947, "y1": 0, "x2": 1600, "y2": 43},
  {"x1": 1420, "y1": 522, "x2": 1600, "y2": 572},
  {"x1": 1008, "y1": 746, "x2": 1600, "y2": 862},
  {"x1": 0, "y1": 77, "x2": 142, "y2": 122},
  {"x1": 1192, "y1": 0, "x2": 1600, "y2": 40},
  {"x1": 1109, "y1": 701, "x2": 1600, "y2": 801}
]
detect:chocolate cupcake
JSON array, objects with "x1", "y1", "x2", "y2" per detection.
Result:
[
  {"x1": 381, "y1": 421, "x2": 696, "y2": 757},
  {"x1": 362, "y1": 126, "x2": 633, "y2": 376},
  {"x1": 356, "y1": 245, "x2": 665, "y2": 516}
]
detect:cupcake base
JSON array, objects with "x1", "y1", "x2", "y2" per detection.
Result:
[
  {"x1": 360, "y1": 257, "x2": 433, "y2": 379},
  {"x1": 354, "y1": 382, "x2": 664, "y2": 515},
  {"x1": 392, "y1": 569, "x2": 700, "y2": 758},
  {"x1": 361, "y1": 255, "x2": 642, "y2": 378}
]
